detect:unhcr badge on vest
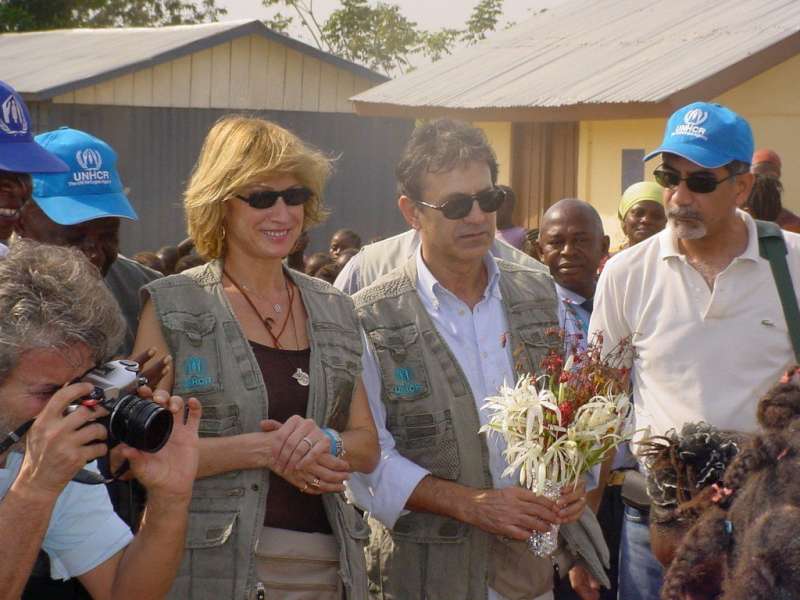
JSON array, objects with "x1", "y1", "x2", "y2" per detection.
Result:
[
  {"x1": 393, "y1": 367, "x2": 424, "y2": 397},
  {"x1": 181, "y1": 355, "x2": 216, "y2": 391}
]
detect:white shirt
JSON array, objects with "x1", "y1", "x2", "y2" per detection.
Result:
[
  {"x1": 349, "y1": 247, "x2": 518, "y2": 527},
  {"x1": 589, "y1": 210, "x2": 800, "y2": 444},
  {"x1": 0, "y1": 452, "x2": 133, "y2": 580}
]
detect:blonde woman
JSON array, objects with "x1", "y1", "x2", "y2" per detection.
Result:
[{"x1": 134, "y1": 116, "x2": 378, "y2": 600}]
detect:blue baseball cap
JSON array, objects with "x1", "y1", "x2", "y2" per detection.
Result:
[
  {"x1": 644, "y1": 102, "x2": 754, "y2": 169},
  {"x1": 0, "y1": 80, "x2": 69, "y2": 173},
  {"x1": 31, "y1": 128, "x2": 138, "y2": 226}
]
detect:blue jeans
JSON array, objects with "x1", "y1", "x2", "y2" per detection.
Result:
[{"x1": 617, "y1": 506, "x2": 663, "y2": 600}]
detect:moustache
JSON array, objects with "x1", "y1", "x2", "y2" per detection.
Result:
[{"x1": 668, "y1": 208, "x2": 704, "y2": 222}]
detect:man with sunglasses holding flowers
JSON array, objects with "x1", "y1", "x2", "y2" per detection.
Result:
[
  {"x1": 589, "y1": 102, "x2": 800, "y2": 600},
  {"x1": 348, "y1": 119, "x2": 608, "y2": 600}
]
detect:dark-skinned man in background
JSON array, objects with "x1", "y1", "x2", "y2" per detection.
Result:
[{"x1": 537, "y1": 199, "x2": 631, "y2": 600}]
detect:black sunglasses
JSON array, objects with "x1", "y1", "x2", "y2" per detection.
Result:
[
  {"x1": 234, "y1": 187, "x2": 314, "y2": 209},
  {"x1": 415, "y1": 187, "x2": 506, "y2": 220},
  {"x1": 653, "y1": 168, "x2": 740, "y2": 194}
]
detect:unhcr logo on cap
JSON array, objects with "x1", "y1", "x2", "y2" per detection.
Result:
[
  {"x1": 76, "y1": 148, "x2": 103, "y2": 171},
  {"x1": 672, "y1": 108, "x2": 709, "y2": 141},
  {"x1": 0, "y1": 95, "x2": 28, "y2": 136},
  {"x1": 71, "y1": 147, "x2": 111, "y2": 186}
]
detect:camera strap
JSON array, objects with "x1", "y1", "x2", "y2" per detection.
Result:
[
  {"x1": 0, "y1": 419, "x2": 33, "y2": 454},
  {"x1": 73, "y1": 459, "x2": 131, "y2": 485}
]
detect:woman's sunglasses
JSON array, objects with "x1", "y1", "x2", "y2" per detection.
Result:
[
  {"x1": 415, "y1": 187, "x2": 506, "y2": 220},
  {"x1": 234, "y1": 187, "x2": 314, "y2": 209},
  {"x1": 653, "y1": 168, "x2": 740, "y2": 194}
]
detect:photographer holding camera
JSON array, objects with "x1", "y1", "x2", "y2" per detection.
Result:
[{"x1": 0, "y1": 241, "x2": 201, "y2": 600}]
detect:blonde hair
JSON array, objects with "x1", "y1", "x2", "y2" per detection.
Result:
[{"x1": 184, "y1": 115, "x2": 331, "y2": 260}]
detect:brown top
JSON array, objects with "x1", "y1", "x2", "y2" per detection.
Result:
[
  {"x1": 250, "y1": 340, "x2": 331, "y2": 534},
  {"x1": 777, "y1": 207, "x2": 800, "y2": 234}
]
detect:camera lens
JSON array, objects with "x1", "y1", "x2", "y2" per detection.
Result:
[{"x1": 108, "y1": 394, "x2": 173, "y2": 452}]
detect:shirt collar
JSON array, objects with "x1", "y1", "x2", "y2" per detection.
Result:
[
  {"x1": 414, "y1": 244, "x2": 501, "y2": 307},
  {"x1": 555, "y1": 283, "x2": 588, "y2": 305},
  {"x1": 658, "y1": 208, "x2": 760, "y2": 262}
]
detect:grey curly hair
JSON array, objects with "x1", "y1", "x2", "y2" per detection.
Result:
[{"x1": 0, "y1": 241, "x2": 125, "y2": 382}]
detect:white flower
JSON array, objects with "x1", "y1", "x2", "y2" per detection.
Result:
[{"x1": 481, "y1": 373, "x2": 632, "y2": 493}]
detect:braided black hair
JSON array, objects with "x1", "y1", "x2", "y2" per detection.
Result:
[
  {"x1": 744, "y1": 174, "x2": 783, "y2": 222},
  {"x1": 641, "y1": 422, "x2": 740, "y2": 520},
  {"x1": 661, "y1": 430, "x2": 800, "y2": 600}
]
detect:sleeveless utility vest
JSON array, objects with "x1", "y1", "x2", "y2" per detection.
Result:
[
  {"x1": 146, "y1": 260, "x2": 370, "y2": 600},
  {"x1": 353, "y1": 257, "x2": 560, "y2": 599},
  {"x1": 358, "y1": 229, "x2": 546, "y2": 291}
]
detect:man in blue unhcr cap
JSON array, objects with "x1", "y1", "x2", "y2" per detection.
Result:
[
  {"x1": 0, "y1": 80, "x2": 68, "y2": 246},
  {"x1": 589, "y1": 103, "x2": 800, "y2": 598},
  {"x1": 16, "y1": 127, "x2": 161, "y2": 355}
]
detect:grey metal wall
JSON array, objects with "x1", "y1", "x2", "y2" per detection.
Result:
[{"x1": 29, "y1": 102, "x2": 413, "y2": 256}]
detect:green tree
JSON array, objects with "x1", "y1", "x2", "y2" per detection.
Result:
[
  {"x1": 323, "y1": 0, "x2": 422, "y2": 74},
  {"x1": 261, "y1": 0, "x2": 506, "y2": 76},
  {"x1": 0, "y1": 0, "x2": 226, "y2": 32}
]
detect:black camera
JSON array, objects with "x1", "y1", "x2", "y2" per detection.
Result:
[{"x1": 76, "y1": 360, "x2": 173, "y2": 453}]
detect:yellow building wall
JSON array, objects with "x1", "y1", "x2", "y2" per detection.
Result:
[
  {"x1": 579, "y1": 53, "x2": 800, "y2": 247},
  {"x1": 474, "y1": 121, "x2": 512, "y2": 185},
  {"x1": 52, "y1": 34, "x2": 373, "y2": 114},
  {"x1": 577, "y1": 118, "x2": 663, "y2": 247}
]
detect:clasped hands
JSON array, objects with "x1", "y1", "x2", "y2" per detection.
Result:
[{"x1": 261, "y1": 415, "x2": 349, "y2": 495}]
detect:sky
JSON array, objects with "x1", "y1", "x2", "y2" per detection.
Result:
[{"x1": 219, "y1": 0, "x2": 558, "y2": 41}]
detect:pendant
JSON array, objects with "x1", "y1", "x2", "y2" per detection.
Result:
[
  {"x1": 292, "y1": 368, "x2": 310, "y2": 387},
  {"x1": 273, "y1": 303, "x2": 282, "y2": 314}
]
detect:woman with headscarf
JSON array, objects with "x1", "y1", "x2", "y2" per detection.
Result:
[{"x1": 617, "y1": 181, "x2": 667, "y2": 251}]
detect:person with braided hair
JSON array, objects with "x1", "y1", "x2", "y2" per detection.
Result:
[
  {"x1": 660, "y1": 373, "x2": 800, "y2": 600},
  {"x1": 639, "y1": 423, "x2": 742, "y2": 570}
]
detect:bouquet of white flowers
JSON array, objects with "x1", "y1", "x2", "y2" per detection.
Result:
[{"x1": 481, "y1": 334, "x2": 633, "y2": 556}]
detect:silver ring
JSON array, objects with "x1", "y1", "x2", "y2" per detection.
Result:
[
  {"x1": 301, "y1": 482, "x2": 309, "y2": 493},
  {"x1": 300, "y1": 437, "x2": 314, "y2": 451},
  {"x1": 311, "y1": 477, "x2": 321, "y2": 488}
]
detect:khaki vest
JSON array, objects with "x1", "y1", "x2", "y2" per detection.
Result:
[
  {"x1": 354, "y1": 257, "x2": 562, "y2": 599},
  {"x1": 358, "y1": 229, "x2": 546, "y2": 292},
  {"x1": 146, "y1": 260, "x2": 370, "y2": 600}
]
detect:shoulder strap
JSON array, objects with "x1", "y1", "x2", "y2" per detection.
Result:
[{"x1": 756, "y1": 219, "x2": 800, "y2": 363}]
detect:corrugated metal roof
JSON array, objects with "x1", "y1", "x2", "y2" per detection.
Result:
[
  {"x1": 352, "y1": 0, "x2": 800, "y2": 120},
  {"x1": 2, "y1": 20, "x2": 385, "y2": 100}
]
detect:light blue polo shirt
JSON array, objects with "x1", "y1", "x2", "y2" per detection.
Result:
[{"x1": 0, "y1": 452, "x2": 133, "y2": 580}]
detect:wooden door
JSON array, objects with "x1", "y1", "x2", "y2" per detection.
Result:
[{"x1": 511, "y1": 122, "x2": 579, "y2": 232}]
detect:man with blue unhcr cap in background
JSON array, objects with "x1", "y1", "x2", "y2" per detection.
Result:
[
  {"x1": 13, "y1": 127, "x2": 164, "y2": 599},
  {"x1": 590, "y1": 102, "x2": 800, "y2": 598},
  {"x1": 15, "y1": 127, "x2": 162, "y2": 356},
  {"x1": 0, "y1": 80, "x2": 68, "y2": 247}
]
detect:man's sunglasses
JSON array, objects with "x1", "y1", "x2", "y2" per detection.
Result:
[
  {"x1": 653, "y1": 168, "x2": 740, "y2": 194},
  {"x1": 234, "y1": 187, "x2": 314, "y2": 209},
  {"x1": 415, "y1": 187, "x2": 506, "y2": 220}
]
